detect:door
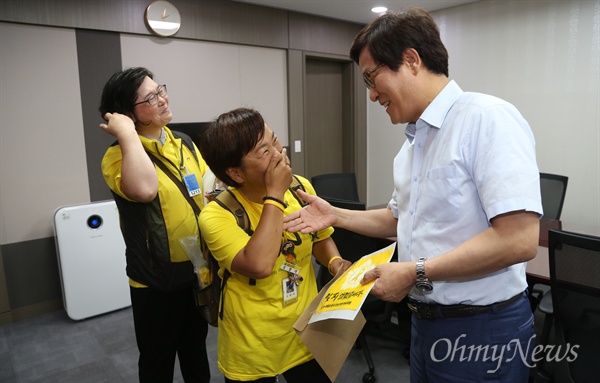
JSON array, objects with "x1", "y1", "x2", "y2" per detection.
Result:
[{"x1": 304, "y1": 58, "x2": 351, "y2": 180}]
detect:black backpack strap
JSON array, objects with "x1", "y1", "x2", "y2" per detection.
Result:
[
  {"x1": 217, "y1": 266, "x2": 231, "y2": 320},
  {"x1": 289, "y1": 174, "x2": 307, "y2": 207},
  {"x1": 171, "y1": 130, "x2": 199, "y2": 165},
  {"x1": 214, "y1": 189, "x2": 256, "y2": 288},
  {"x1": 146, "y1": 152, "x2": 201, "y2": 216},
  {"x1": 289, "y1": 175, "x2": 320, "y2": 241},
  {"x1": 215, "y1": 189, "x2": 254, "y2": 235}
]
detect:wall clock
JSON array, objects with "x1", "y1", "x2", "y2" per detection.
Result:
[{"x1": 145, "y1": 1, "x2": 181, "y2": 37}]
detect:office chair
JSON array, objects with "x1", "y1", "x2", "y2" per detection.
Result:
[
  {"x1": 317, "y1": 197, "x2": 398, "y2": 383},
  {"x1": 537, "y1": 229, "x2": 600, "y2": 383},
  {"x1": 166, "y1": 121, "x2": 211, "y2": 148},
  {"x1": 530, "y1": 173, "x2": 569, "y2": 330},
  {"x1": 529, "y1": 173, "x2": 569, "y2": 316},
  {"x1": 540, "y1": 173, "x2": 569, "y2": 220},
  {"x1": 311, "y1": 173, "x2": 360, "y2": 202}
]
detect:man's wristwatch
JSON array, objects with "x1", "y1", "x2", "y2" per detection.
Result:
[{"x1": 415, "y1": 257, "x2": 433, "y2": 292}]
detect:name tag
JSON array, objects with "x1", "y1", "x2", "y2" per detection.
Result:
[
  {"x1": 283, "y1": 278, "x2": 298, "y2": 305},
  {"x1": 183, "y1": 173, "x2": 201, "y2": 197},
  {"x1": 280, "y1": 262, "x2": 300, "y2": 276}
]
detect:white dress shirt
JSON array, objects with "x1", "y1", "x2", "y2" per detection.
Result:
[{"x1": 389, "y1": 80, "x2": 543, "y2": 305}]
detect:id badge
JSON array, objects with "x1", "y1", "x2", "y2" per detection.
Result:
[
  {"x1": 282, "y1": 278, "x2": 298, "y2": 305},
  {"x1": 183, "y1": 173, "x2": 201, "y2": 197},
  {"x1": 280, "y1": 262, "x2": 300, "y2": 276}
]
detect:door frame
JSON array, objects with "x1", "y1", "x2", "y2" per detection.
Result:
[{"x1": 287, "y1": 50, "x2": 367, "y2": 201}]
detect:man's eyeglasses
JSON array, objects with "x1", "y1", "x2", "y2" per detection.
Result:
[
  {"x1": 134, "y1": 84, "x2": 167, "y2": 107},
  {"x1": 363, "y1": 64, "x2": 385, "y2": 89}
]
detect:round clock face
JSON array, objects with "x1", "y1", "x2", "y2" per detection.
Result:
[{"x1": 145, "y1": 0, "x2": 181, "y2": 37}]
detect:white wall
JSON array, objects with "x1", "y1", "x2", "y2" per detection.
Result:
[
  {"x1": 0, "y1": 23, "x2": 87, "y2": 244},
  {"x1": 366, "y1": 0, "x2": 599, "y2": 231},
  {"x1": 366, "y1": 99, "x2": 405, "y2": 208}
]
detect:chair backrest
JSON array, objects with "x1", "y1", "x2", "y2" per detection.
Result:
[
  {"x1": 540, "y1": 173, "x2": 568, "y2": 219},
  {"x1": 311, "y1": 173, "x2": 360, "y2": 202},
  {"x1": 167, "y1": 122, "x2": 211, "y2": 148},
  {"x1": 548, "y1": 229, "x2": 600, "y2": 383}
]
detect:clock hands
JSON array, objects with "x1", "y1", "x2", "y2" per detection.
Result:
[{"x1": 146, "y1": 1, "x2": 180, "y2": 36}]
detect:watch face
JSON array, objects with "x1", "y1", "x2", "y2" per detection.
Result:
[
  {"x1": 416, "y1": 281, "x2": 433, "y2": 292},
  {"x1": 146, "y1": 1, "x2": 181, "y2": 37}
]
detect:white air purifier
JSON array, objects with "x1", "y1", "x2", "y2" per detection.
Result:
[{"x1": 54, "y1": 200, "x2": 130, "y2": 320}]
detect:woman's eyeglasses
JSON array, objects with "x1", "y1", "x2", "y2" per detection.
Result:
[
  {"x1": 363, "y1": 64, "x2": 385, "y2": 89},
  {"x1": 134, "y1": 84, "x2": 167, "y2": 107}
]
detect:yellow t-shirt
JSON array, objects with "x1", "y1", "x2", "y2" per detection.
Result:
[
  {"x1": 198, "y1": 176, "x2": 333, "y2": 380},
  {"x1": 102, "y1": 127, "x2": 208, "y2": 289}
]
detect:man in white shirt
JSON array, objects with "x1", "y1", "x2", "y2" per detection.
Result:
[{"x1": 284, "y1": 8, "x2": 542, "y2": 382}]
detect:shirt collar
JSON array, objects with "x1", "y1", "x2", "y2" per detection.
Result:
[
  {"x1": 420, "y1": 80, "x2": 463, "y2": 129},
  {"x1": 157, "y1": 127, "x2": 166, "y2": 145},
  {"x1": 139, "y1": 127, "x2": 167, "y2": 144},
  {"x1": 404, "y1": 80, "x2": 463, "y2": 142}
]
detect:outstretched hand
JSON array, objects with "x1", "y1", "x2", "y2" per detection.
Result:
[{"x1": 282, "y1": 190, "x2": 336, "y2": 233}]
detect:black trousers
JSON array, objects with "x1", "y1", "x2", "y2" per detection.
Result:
[
  {"x1": 224, "y1": 359, "x2": 330, "y2": 383},
  {"x1": 131, "y1": 286, "x2": 210, "y2": 383}
]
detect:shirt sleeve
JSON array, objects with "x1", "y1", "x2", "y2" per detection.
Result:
[
  {"x1": 101, "y1": 145, "x2": 136, "y2": 201},
  {"x1": 199, "y1": 201, "x2": 250, "y2": 273},
  {"x1": 469, "y1": 102, "x2": 543, "y2": 219}
]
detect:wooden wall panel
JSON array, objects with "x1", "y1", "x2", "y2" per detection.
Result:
[
  {"x1": 0, "y1": 0, "x2": 289, "y2": 49},
  {"x1": 177, "y1": 0, "x2": 288, "y2": 48},
  {"x1": 288, "y1": 12, "x2": 363, "y2": 57},
  {"x1": 76, "y1": 30, "x2": 123, "y2": 203}
]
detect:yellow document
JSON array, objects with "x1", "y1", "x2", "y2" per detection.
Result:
[{"x1": 309, "y1": 242, "x2": 396, "y2": 324}]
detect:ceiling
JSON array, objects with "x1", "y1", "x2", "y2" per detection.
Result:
[{"x1": 231, "y1": 0, "x2": 481, "y2": 24}]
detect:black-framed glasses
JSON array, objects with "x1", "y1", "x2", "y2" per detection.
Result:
[
  {"x1": 134, "y1": 84, "x2": 167, "y2": 107},
  {"x1": 363, "y1": 64, "x2": 385, "y2": 89}
]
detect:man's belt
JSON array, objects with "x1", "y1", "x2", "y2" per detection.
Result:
[{"x1": 407, "y1": 292, "x2": 523, "y2": 320}]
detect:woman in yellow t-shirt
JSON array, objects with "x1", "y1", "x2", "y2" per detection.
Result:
[
  {"x1": 198, "y1": 108, "x2": 349, "y2": 383},
  {"x1": 99, "y1": 67, "x2": 210, "y2": 382}
]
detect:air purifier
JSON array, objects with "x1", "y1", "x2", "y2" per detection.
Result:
[{"x1": 54, "y1": 200, "x2": 130, "y2": 320}]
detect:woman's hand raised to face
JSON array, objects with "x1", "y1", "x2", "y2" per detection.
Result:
[
  {"x1": 264, "y1": 147, "x2": 293, "y2": 199},
  {"x1": 99, "y1": 112, "x2": 137, "y2": 139}
]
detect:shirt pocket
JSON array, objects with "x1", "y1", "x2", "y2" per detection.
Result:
[{"x1": 419, "y1": 165, "x2": 462, "y2": 223}]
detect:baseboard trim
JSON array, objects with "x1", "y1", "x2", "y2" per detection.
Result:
[
  {"x1": 0, "y1": 300, "x2": 63, "y2": 327},
  {"x1": 0, "y1": 311, "x2": 13, "y2": 327}
]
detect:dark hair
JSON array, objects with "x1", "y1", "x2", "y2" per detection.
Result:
[
  {"x1": 350, "y1": 8, "x2": 449, "y2": 76},
  {"x1": 200, "y1": 108, "x2": 266, "y2": 188},
  {"x1": 98, "y1": 67, "x2": 154, "y2": 119}
]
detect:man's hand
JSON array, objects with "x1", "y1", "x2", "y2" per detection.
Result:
[
  {"x1": 361, "y1": 261, "x2": 416, "y2": 302},
  {"x1": 283, "y1": 190, "x2": 336, "y2": 233}
]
